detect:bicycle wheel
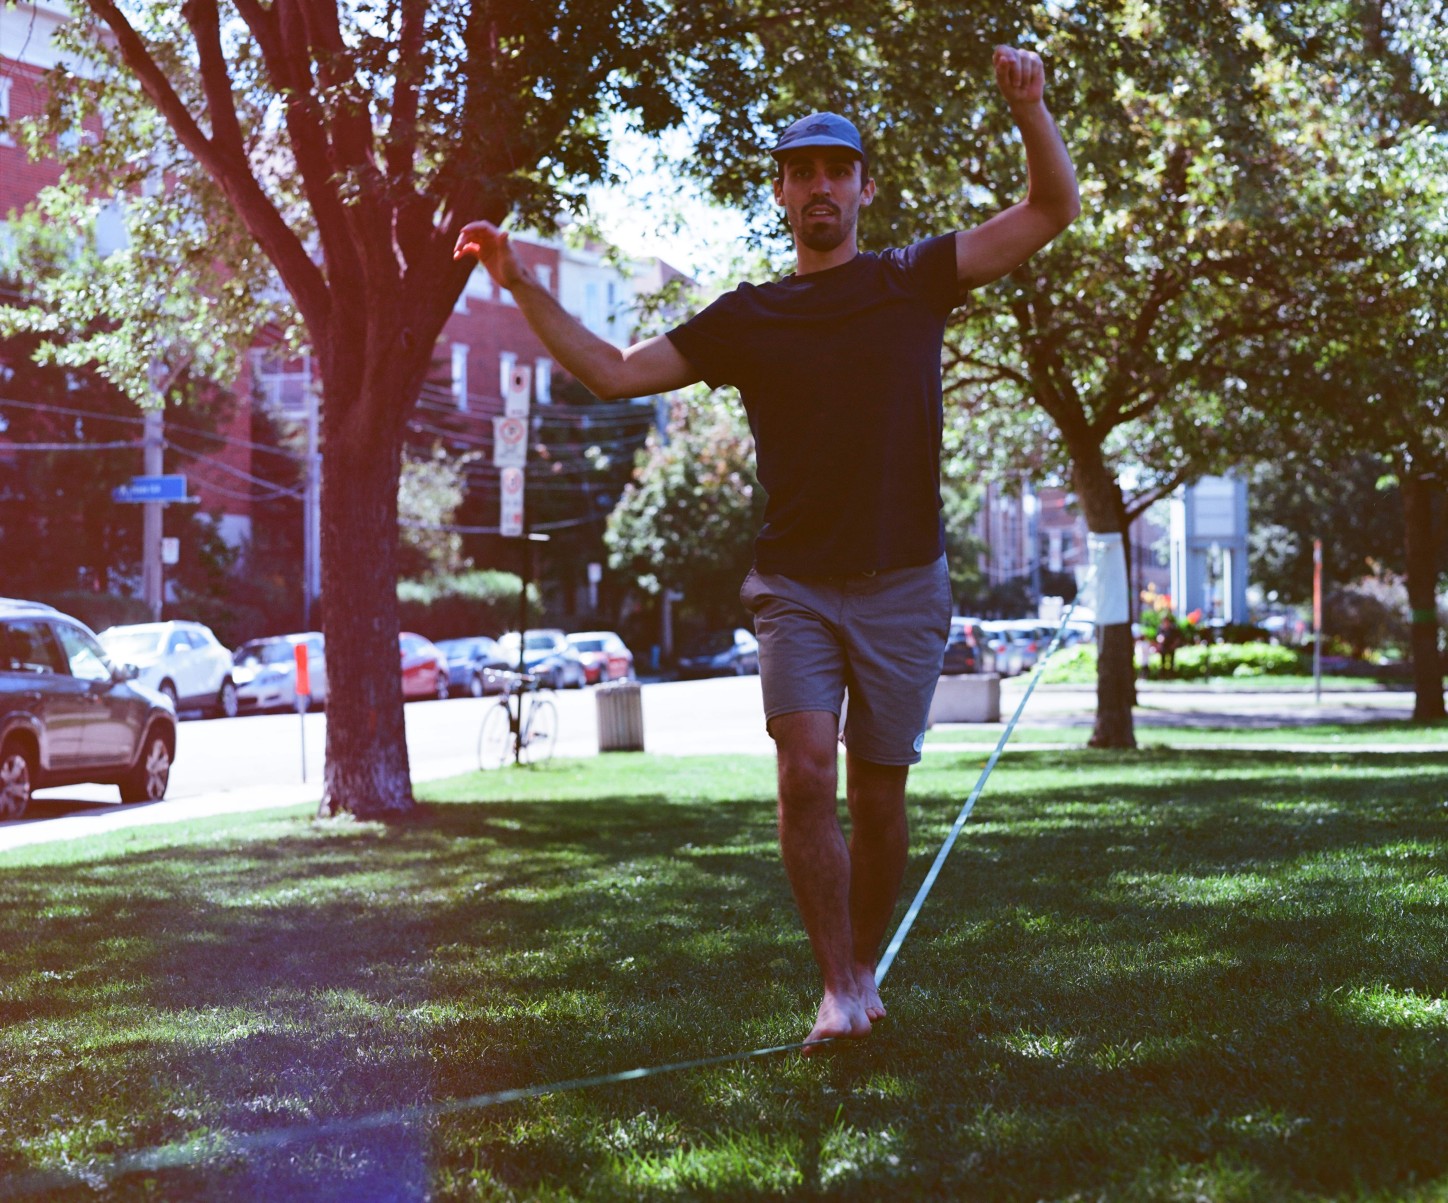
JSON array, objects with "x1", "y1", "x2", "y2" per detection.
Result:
[
  {"x1": 477, "y1": 701, "x2": 515, "y2": 770},
  {"x1": 521, "y1": 696, "x2": 558, "y2": 766}
]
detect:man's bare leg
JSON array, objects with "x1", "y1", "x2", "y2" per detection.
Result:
[
  {"x1": 771, "y1": 711, "x2": 872, "y2": 1053},
  {"x1": 845, "y1": 753, "x2": 910, "y2": 1021}
]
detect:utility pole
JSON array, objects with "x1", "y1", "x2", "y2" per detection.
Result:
[
  {"x1": 302, "y1": 356, "x2": 321, "y2": 629},
  {"x1": 142, "y1": 408, "x2": 164, "y2": 620}
]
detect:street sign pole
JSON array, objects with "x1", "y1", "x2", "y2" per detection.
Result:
[
  {"x1": 1312, "y1": 538, "x2": 1323, "y2": 704},
  {"x1": 497, "y1": 366, "x2": 533, "y2": 677},
  {"x1": 143, "y1": 409, "x2": 164, "y2": 620}
]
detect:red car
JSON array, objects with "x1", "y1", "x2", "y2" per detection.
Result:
[
  {"x1": 399, "y1": 632, "x2": 450, "y2": 700},
  {"x1": 566, "y1": 630, "x2": 635, "y2": 684}
]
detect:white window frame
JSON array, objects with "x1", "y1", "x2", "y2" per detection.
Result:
[
  {"x1": 0, "y1": 79, "x2": 13, "y2": 147},
  {"x1": 451, "y1": 342, "x2": 470, "y2": 410},
  {"x1": 499, "y1": 351, "x2": 517, "y2": 398},
  {"x1": 535, "y1": 359, "x2": 551, "y2": 405}
]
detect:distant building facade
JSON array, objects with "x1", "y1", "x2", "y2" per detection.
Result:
[
  {"x1": 971, "y1": 481, "x2": 1171, "y2": 620},
  {"x1": 3, "y1": 2, "x2": 684, "y2": 619}
]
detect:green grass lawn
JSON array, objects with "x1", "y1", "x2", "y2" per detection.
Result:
[{"x1": 1, "y1": 750, "x2": 1445, "y2": 1201}]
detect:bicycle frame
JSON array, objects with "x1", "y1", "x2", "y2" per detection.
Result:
[{"x1": 479, "y1": 671, "x2": 558, "y2": 770}]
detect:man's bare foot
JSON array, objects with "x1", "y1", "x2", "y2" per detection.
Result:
[
  {"x1": 855, "y1": 963, "x2": 886, "y2": 1022},
  {"x1": 802, "y1": 989, "x2": 872, "y2": 1056}
]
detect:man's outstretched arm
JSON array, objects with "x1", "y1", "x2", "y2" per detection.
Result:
[
  {"x1": 955, "y1": 45, "x2": 1080, "y2": 291},
  {"x1": 453, "y1": 223, "x2": 702, "y2": 400}
]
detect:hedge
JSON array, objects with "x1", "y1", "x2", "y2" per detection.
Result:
[
  {"x1": 396, "y1": 570, "x2": 533, "y2": 641},
  {"x1": 1039, "y1": 642, "x2": 1304, "y2": 685}
]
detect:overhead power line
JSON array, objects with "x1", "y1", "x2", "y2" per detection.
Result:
[{"x1": 0, "y1": 440, "x2": 143, "y2": 452}]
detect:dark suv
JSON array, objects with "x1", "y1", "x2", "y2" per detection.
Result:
[
  {"x1": 943, "y1": 616, "x2": 998, "y2": 675},
  {"x1": 1, "y1": 599, "x2": 177, "y2": 820}
]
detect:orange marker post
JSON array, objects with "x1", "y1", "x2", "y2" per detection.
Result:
[
  {"x1": 295, "y1": 642, "x2": 311, "y2": 700},
  {"x1": 294, "y1": 641, "x2": 311, "y2": 781}
]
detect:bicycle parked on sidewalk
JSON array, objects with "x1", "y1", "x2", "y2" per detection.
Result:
[{"x1": 477, "y1": 670, "x2": 558, "y2": 769}]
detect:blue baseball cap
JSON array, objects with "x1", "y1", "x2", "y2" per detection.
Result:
[{"x1": 769, "y1": 112, "x2": 864, "y2": 161}]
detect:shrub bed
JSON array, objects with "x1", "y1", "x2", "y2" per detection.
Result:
[
  {"x1": 1169, "y1": 641, "x2": 1303, "y2": 679},
  {"x1": 1040, "y1": 642, "x2": 1305, "y2": 684},
  {"x1": 397, "y1": 570, "x2": 531, "y2": 640}
]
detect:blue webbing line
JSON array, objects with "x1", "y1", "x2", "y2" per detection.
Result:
[
  {"x1": 876, "y1": 594, "x2": 1087, "y2": 983},
  {"x1": 0, "y1": 599, "x2": 1090, "y2": 1197},
  {"x1": 0, "y1": 1040, "x2": 824, "y2": 1196}
]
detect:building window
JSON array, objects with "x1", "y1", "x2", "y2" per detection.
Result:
[
  {"x1": 451, "y1": 343, "x2": 469, "y2": 410},
  {"x1": 584, "y1": 281, "x2": 601, "y2": 333},
  {"x1": 536, "y1": 265, "x2": 552, "y2": 293},
  {"x1": 535, "y1": 359, "x2": 551, "y2": 405},
  {"x1": 499, "y1": 351, "x2": 517, "y2": 398},
  {"x1": 0, "y1": 79, "x2": 13, "y2": 146}
]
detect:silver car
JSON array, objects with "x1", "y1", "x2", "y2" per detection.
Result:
[
  {"x1": 232, "y1": 633, "x2": 328, "y2": 713},
  {"x1": 99, "y1": 620, "x2": 238, "y2": 718}
]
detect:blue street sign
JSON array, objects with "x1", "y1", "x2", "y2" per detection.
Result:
[{"x1": 112, "y1": 474, "x2": 189, "y2": 504}]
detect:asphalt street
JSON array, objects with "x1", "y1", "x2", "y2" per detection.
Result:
[{"x1": 1, "y1": 675, "x2": 1434, "y2": 854}]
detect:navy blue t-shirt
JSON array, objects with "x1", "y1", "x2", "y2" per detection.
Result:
[{"x1": 666, "y1": 234, "x2": 961, "y2": 576}]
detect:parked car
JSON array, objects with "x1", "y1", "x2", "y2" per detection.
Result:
[
  {"x1": 232, "y1": 632, "x2": 328, "y2": 712},
  {"x1": 400, "y1": 632, "x2": 451, "y2": 700},
  {"x1": 435, "y1": 635, "x2": 510, "y2": 697},
  {"x1": 677, "y1": 628, "x2": 760, "y2": 679},
  {"x1": 98, "y1": 620, "x2": 238, "y2": 718},
  {"x1": 2, "y1": 599, "x2": 177, "y2": 819},
  {"x1": 496, "y1": 629, "x2": 588, "y2": 689},
  {"x1": 1001, "y1": 621, "x2": 1052, "y2": 672},
  {"x1": 566, "y1": 631, "x2": 636, "y2": 684},
  {"x1": 942, "y1": 617, "x2": 997, "y2": 675},
  {"x1": 981, "y1": 621, "x2": 1027, "y2": 677}
]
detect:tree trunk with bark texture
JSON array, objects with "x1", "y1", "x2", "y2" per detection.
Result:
[
  {"x1": 315, "y1": 343, "x2": 417, "y2": 819},
  {"x1": 1072, "y1": 450, "x2": 1138, "y2": 749},
  {"x1": 1402, "y1": 470, "x2": 1445, "y2": 722}
]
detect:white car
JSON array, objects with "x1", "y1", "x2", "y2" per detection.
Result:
[
  {"x1": 232, "y1": 632, "x2": 328, "y2": 713},
  {"x1": 99, "y1": 620, "x2": 238, "y2": 718}
]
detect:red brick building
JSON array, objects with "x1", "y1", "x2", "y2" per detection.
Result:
[{"x1": 4, "y1": 3, "x2": 681, "y2": 627}]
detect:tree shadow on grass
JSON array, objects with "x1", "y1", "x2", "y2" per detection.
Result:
[
  {"x1": 848, "y1": 749, "x2": 1448, "y2": 1200},
  {"x1": 0, "y1": 793, "x2": 804, "y2": 1196},
  {"x1": 0, "y1": 750, "x2": 1444, "y2": 1200}
]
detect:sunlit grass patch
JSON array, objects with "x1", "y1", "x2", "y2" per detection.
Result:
[
  {"x1": 608, "y1": 1126, "x2": 806, "y2": 1194},
  {"x1": 0, "y1": 749, "x2": 1445, "y2": 1200},
  {"x1": 1333, "y1": 986, "x2": 1446, "y2": 1030}
]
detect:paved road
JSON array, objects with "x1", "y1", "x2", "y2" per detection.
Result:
[{"x1": 1, "y1": 676, "x2": 1429, "y2": 853}]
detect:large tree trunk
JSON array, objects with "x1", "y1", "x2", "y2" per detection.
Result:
[
  {"x1": 316, "y1": 361, "x2": 416, "y2": 819},
  {"x1": 1072, "y1": 451, "x2": 1137, "y2": 749},
  {"x1": 1402, "y1": 469, "x2": 1445, "y2": 722}
]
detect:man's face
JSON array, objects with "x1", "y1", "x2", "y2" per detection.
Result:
[{"x1": 772, "y1": 149, "x2": 874, "y2": 253}]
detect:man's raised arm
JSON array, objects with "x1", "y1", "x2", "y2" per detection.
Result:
[
  {"x1": 955, "y1": 46, "x2": 1080, "y2": 292},
  {"x1": 453, "y1": 223, "x2": 702, "y2": 401}
]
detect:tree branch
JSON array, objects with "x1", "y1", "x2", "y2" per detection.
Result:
[
  {"x1": 253, "y1": 0, "x2": 369, "y2": 313},
  {"x1": 386, "y1": 0, "x2": 426, "y2": 186},
  {"x1": 181, "y1": 0, "x2": 246, "y2": 162},
  {"x1": 296, "y1": 0, "x2": 376, "y2": 170},
  {"x1": 1124, "y1": 473, "x2": 1186, "y2": 521},
  {"x1": 84, "y1": 0, "x2": 329, "y2": 327}
]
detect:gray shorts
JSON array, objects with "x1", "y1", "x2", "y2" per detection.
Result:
[{"x1": 739, "y1": 556, "x2": 952, "y2": 765}]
